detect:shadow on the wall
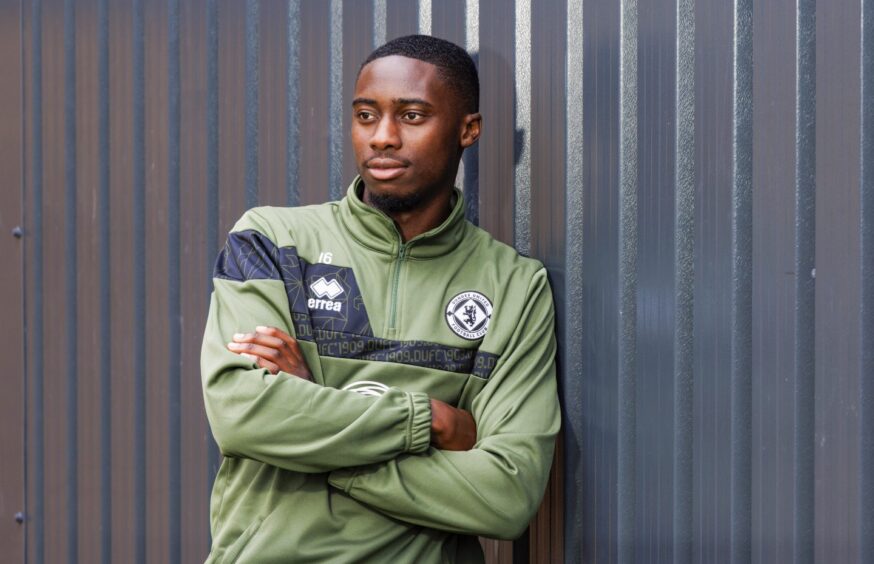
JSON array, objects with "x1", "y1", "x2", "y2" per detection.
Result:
[{"x1": 462, "y1": 51, "x2": 525, "y2": 229}]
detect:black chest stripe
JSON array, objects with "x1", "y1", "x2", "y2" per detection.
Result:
[
  {"x1": 214, "y1": 229, "x2": 498, "y2": 379},
  {"x1": 311, "y1": 328, "x2": 498, "y2": 378}
]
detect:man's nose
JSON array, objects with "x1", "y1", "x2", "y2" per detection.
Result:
[{"x1": 370, "y1": 116, "x2": 401, "y2": 150}]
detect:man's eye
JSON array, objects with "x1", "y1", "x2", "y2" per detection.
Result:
[
  {"x1": 402, "y1": 112, "x2": 424, "y2": 121},
  {"x1": 357, "y1": 111, "x2": 376, "y2": 121}
]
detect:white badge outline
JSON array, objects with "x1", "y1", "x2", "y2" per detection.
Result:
[
  {"x1": 343, "y1": 380, "x2": 390, "y2": 397},
  {"x1": 444, "y1": 291, "x2": 493, "y2": 340}
]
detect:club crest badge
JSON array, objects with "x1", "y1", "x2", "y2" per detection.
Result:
[{"x1": 445, "y1": 291, "x2": 493, "y2": 340}]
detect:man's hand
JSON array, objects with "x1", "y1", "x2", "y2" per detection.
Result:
[
  {"x1": 227, "y1": 326, "x2": 313, "y2": 381},
  {"x1": 430, "y1": 399, "x2": 477, "y2": 451}
]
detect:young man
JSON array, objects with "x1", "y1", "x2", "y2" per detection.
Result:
[{"x1": 202, "y1": 35, "x2": 560, "y2": 563}]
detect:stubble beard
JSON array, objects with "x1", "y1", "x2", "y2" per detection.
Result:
[
  {"x1": 366, "y1": 187, "x2": 429, "y2": 214},
  {"x1": 364, "y1": 172, "x2": 451, "y2": 215}
]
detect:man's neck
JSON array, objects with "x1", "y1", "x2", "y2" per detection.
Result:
[{"x1": 363, "y1": 187, "x2": 454, "y2": 242}]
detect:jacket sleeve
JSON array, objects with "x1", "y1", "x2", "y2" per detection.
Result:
[
  {"x1": 201, "y1": 209, "x2": 432, "y2": 474},
  {"x1": 327, "y1": 268, "x2": 560, "y2": 540}
]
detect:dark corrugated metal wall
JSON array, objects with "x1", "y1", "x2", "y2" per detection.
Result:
[{"x1": 1, "y1": 0, "x2": 872, "y2": 562}]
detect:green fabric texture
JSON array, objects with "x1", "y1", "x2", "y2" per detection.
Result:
[{"x1": 201, "y1": 179, "x2": 560, "y2": 563}]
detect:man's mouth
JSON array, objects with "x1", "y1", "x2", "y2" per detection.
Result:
[{"x1": 365, "y1": 157, "x2": 409, "y2": 181}]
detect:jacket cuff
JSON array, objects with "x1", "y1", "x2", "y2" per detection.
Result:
[{"x1": 406, "y1": 391, "x2": 432, "y2": 454}]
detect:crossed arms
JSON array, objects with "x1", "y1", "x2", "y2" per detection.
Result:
[
  {"x1": 226, "y1": 325, "x2": 477, "y2": 451},
  {"x1": 201, "y1": 222, "x2": 560, "y2": 540}
]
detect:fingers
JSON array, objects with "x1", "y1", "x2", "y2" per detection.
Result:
[
  {"x1": 227, "y1": 341, "x2": 281, "y2": 361},
  {"x1": 231, "y1": 331, "x2": 286, "y2": 350},
  {"x1": 255, "y1": 326, "x2": 303, "y2": 353},
  {"x1": 227, "y1": 326, "x2": 312, "y2": 381},
  {"x1": 239, "y1": 352, "x2": 280, "y2": 375},
  {"x1": 233, "y1": 328, "x2": 304, "y2": 358}
]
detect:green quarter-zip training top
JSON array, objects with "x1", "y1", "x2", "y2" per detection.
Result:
[{"x1": 201, "y1": 178, "x2": 560, "y2": 563}]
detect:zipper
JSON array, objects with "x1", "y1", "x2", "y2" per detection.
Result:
[{"x1": 388, "y1": 239, "x2": 408, "y2": 330}]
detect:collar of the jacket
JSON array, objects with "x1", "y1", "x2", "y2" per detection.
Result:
[{"x1": 338, "y1": 176, "x2": 468, "y2": 259}]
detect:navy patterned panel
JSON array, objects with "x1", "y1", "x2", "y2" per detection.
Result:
[
  {"x1": 215, "y1": 229, "x2": 314, "y2": 340},
  {"x1": 471, "y1": 351, "x2": 499, "y2": 380},
  {"x1": 302, "y1": 262, "x2": 373, "y2": 336},
  {"x1": 308, "y1": 329, "x2": 498, "y2": 377},
  {"x1": 213, "y1": 229, "x2": 499, "y2": 379},
  {"x1": 214, "y1": 228, "x2": 282, "y2": 281}
]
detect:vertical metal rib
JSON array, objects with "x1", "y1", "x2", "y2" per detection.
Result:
[
  {"x1": 245, "y1": 0, "x2": 259, "y2": 209},
  {"x1": 462, "y1": 0, "x2": 479, "y2": 224},
  {"x1": 166, "y1": 0, "x2": 181, "y2": 561},
  {"x1": 617, "y1": 1, "x2": 638, "y2": 562},
  {"x1": 204, "y1": 0, "x2": 220, "y2": 527},
  {"x1": 673, "y1": 0, "x2": 695, "y2": 562},
  {"x1": 418, "y1": 0, "x2": 431, "y2": 35},
  {"x1": 132, "y1": 0, "x2": 147, "y2": 561},
  {"x1": 286, "y1": 0, "x2": 300, "y2": 206},
  {"x1": 328, "y1": 0, "x2": 343, "y2": 201},
  {"x1": 373, "y1": 0, "x2": 386, "y2": 48},
  {"x1": 513, "y1": 0, "x2": 531, "y2": 256},
  {"x1": 31, "y1": 1, "x2": 44, "y2": 561},
  {"x1": 860, "y1": 0, "x2": 874, "y2": 561},
  {"x1": 730, "y1": 0, "x2": 753, "y2": 562},
  {"x1": 794, "y1": 1, "x2": 816, "y2": 562},
  {"x1": 63, "y1": 0, "x2": 79, "y2": 560},
  {"x1": 97, "y1": 0, "x2": 112, "y2": 561},
  {"x1": 564, "y1": 0, "x2": 584, "y2": 559},
  {"x1": 19, "y1": 0, "x2": 31, "y2": 556},
  {"x1": 206, "y1": 0, "x2": 219, "y2": 277},
  {"x1": 465, "y1": 0, "x2": 478, "y2": 51}
]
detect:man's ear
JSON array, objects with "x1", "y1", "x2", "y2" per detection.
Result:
[{"x1": 460, "y1": 113, "x2": 482, "y2": 148}]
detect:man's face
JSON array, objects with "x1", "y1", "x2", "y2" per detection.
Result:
[{"x1": 352, "y1": 55, "x2": 478, "y2": 213}]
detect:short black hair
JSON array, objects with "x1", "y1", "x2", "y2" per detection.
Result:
[{"x1": 360, "y1": 35, "x2": 479, "y2": 114}]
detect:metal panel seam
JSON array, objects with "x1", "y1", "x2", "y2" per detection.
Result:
[
  {"x1": 563, "y1": 0, "x2": 584, "y2": 559},
  {"x1": 245, "y1": 0, "x2": 259, "y2": 209},
  {"x1": 617, "y1": 0, "x2": 639, "y2": 562},
  {"x1": 513, "y1": 0, "x2": 531, "y2": 256},
  {"x1": 418, "y1": 0, "x2": 431, "y2": 35},
  {"x1": 793, "y1": 1, "x2": 816, "y2": 562},
  {"x1": 328, "y1": 0, "x2": 343, "y2": 201},
  {"x1": 730, "y1": 0, "x2": 754, "y2": 562},
  {"x1": 204, "y1": 0, "x2": 220, "y2": 538},
  {"x1": 97, "y1": 0, "x2": 112, "y2": 561},
  {"x1": 465, "y1": 0, "x2": 478, "y2": 56},
  {"x1": 860, "y1": 0, "x2": 874, "y2": 562},
  {"x1": 132, "y1": 1, "x2": 147, "y2": 561},
  {"x1": 673, "y1": 0, "x2": 696, "y2": 561},
  {"x1": 373, "y1": 0, "x2": 386, "y2": 49},
  {"x1": 20, "y1": 0, "x2": 31, "y2": 560},
  {"x1": 63, "y1": 1, "x2": 79, "y2": 561},
  {"x1": 167, "y1": 0, "x2": 182, "y2": 561},
  {"x1": 286, "y1": 0, "x2": 300, "y2": 206},
  {"x1": 30, "y1": 0, "x2": 45, "y2": 562}
]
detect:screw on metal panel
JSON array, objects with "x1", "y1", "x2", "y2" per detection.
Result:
[
  {"x1": 12, "y1": 226, "x2": 23, "y2": 238},
  {"x1": 14, "y1": 512, "x2": 24, "y2": 524}
]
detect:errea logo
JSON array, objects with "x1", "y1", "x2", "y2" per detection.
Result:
[
  {"x1": 311, "y1": 277, "x2": 344, "y2": 299},
  {"x1": 309, "y1": 277, "x2": 344, "y2": 312}
]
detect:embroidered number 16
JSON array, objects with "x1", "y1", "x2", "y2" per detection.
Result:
[{"x1": 318, "y1": 252, "x2": 333, "y2": 264}]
